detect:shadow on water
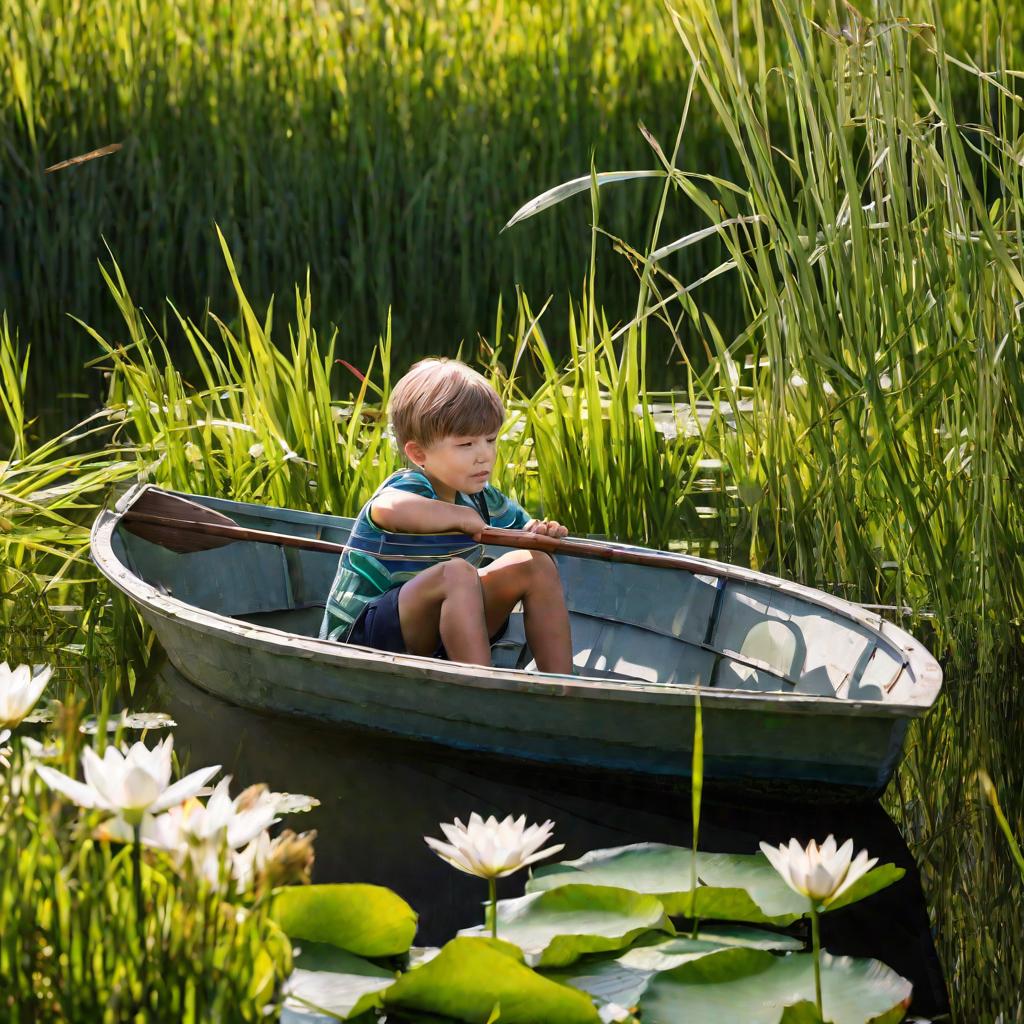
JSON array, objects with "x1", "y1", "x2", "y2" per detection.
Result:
[{"x1": 150, "y1": 656, "x2": 949, "y2": 1017}]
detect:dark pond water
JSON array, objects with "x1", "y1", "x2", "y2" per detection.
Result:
[{"x1": 149, "y1": 656, "x2": 949, "y2": 1017}]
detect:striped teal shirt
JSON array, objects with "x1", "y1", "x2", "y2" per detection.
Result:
[{"x1": 319, "y1": 469, "x2": 530, "y2": 642}]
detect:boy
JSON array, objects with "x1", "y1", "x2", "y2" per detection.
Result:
[{"x1": 320, "y1": 358, "x2": 573, "y2": 674}]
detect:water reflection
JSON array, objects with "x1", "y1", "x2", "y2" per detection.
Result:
[{"x1": 151, "y1": 657, "x2": 948, "y2": 1016}]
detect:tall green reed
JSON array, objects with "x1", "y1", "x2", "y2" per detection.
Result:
[
  {"x1": 0, "y1": 0, "x2": 1000, "y2": 422},
  {"x1": 0, "y1": 320, "x2": 144, "y2": 701}
]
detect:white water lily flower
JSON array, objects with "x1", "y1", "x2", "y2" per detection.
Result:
[
  {"x1": 154, "y1": 777, "x2": 279, "y2": 850},
  {"x1": 101, "y1": 776, "x2": 277, "y2": 849},
  {"x1": 36, "y1": 735, "x2": 220, "y2": 826},
  {"x1": 759, "y1": 835, "x2": 878, "y2": 905},
  {"x1": 425, "y1": 813, "x2": 564, "y2": 880},
  {"x1": 0, "y1": 662, "x2": 52, "y2": 727},
  {"x1": 100, "y1": 777, "x2": 281, "y2": 889}
]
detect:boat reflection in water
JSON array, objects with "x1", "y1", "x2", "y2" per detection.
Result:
[{"x1": 152, "y1": 658, "x2": 949, "y2": 1017}]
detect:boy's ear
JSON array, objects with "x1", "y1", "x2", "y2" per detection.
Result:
[{"x1": 404, "y1": 440, "x2": 427, "y2": 468}]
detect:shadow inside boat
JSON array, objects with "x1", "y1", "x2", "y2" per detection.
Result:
[{"x1": 148, "y1": 657, "x2": 949, "y2": 1018}]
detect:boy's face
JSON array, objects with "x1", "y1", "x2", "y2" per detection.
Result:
[{"x1": 404, "y1": 431, "x2": 497, "y2": 498}]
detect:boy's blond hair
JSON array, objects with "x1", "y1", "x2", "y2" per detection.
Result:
[{"x1": 389, "y1": 358, "x2": 504, "y2": 449}]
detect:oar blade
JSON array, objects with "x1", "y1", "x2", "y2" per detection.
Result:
[{"x1": 122, "y1": 488, "x2": 240, "y2": 554}]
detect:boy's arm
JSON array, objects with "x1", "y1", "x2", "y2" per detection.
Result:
[
  {"x1": 480, "y1": 485, "x2": 569, "y2": 538},
  {"x1": 371, "y1": 489, "x2": 485, "y2": 538}
]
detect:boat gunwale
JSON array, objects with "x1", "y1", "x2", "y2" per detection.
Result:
[{"x1": 92, "y1": 485, "x2": 942, "y2": 717}]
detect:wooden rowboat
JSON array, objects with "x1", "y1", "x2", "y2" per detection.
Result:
[{"x1": 90, "y1": 484, "x2": 942, "y2": 795}]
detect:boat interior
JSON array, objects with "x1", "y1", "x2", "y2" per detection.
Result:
[{"x1": 109, "y1": 495, "x2": 919, "y2": 705}]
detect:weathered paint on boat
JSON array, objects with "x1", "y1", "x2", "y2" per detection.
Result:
[{"x1": 90, "y1": 485, "x2": 942, "y2": 795}]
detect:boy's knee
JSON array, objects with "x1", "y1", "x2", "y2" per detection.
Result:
[
  {"x1": 516, "y1": 550, "x2": 561, "y2": 593},
  {"x1": 440, "y1": 557, "x2": 481, "y2": 591},
  {"x1": 528, "y1": 550, "x2": 559, "y2": 580}
]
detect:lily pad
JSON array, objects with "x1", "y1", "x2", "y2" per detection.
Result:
[
  {"x1": 280, "y1": 942, "x2": 395, "y2": 1022},
  {"x1": 458, "y1": 884, "x2": 673, "y2": 968},
  {"x1": 383, "y1": 936, "x2": 601, "y2": 1024},
  {"x1": 638, "y1": 949, "x2": 912, "y2": 1024},
  {"x1": 545, "y1": 928, "x2": 802, "y2": 1008},
  {"x1": 528, "y1": 844, "x2": 902, "y2": 925},
  {"x1": 79, "y1": 711, "x2": 177, "y2": 734},
  {"x1": 271, "y1": 883, "x2": 418, "y2": 957}
]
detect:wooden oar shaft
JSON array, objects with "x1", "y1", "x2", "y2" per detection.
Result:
[
  {"x1": 123, "y1": 508, "x2": 725, "y2": 577},
  {"x1": 479, "y1": 527, "x2": 724, "y2": 576}
]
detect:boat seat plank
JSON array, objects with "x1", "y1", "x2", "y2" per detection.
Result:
[{"x1": 282, "y1": 546, "x2": 345, "y2": 608}]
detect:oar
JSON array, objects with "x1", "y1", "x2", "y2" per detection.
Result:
[{"x1": 120, "y1": 486, "x2": 729, "y2": 577}]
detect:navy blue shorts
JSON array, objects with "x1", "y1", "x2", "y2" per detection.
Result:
[{"x1": 346, "y1": 583, "x2": 508, "y2": 659}]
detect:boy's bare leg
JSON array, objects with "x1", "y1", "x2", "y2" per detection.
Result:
[
  {"x1": 479, "y1": 550, "x2": 573, "y2": 675},
  {"x1": 397, "y1": 559, "x2": 491, "y2": 664}
]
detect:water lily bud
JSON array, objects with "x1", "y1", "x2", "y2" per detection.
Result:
[{"x1": 263, "y1": 829, "x2": 317, "y2": 888}]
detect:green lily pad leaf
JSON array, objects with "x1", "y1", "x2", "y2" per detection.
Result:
[
  {"x1": 545, "y1": 928, "x2": 802, "y2": 1008},
  {"x1": 530, "y1": 845, "x2": 902, "y2": 926},
  {"x1": 639, "y1": 950, "x2": 912, "y2": 1024},
  {"x1": 545, "y1": 941, "x2": 749, "y2": 1010},
  {"x1": 690, "y1": 924, "x2": 804, "y2": 950},
  {"x1": 383, "y1": 936, "x2": 601, "y2": 1024},
  {"x1": 458, "y1": 884, "x2": 673, "y2": 968},
  {"x1": 529, "y1": 844, "x2": 807, "y2": 924},
  {"x1": 79, "y1": 711, "x2": 178, "y2": 734},
  {"x1": 824, "y1": 864, "x2": 904, "y2": 913},
  {"x1": 280, "y1": 942, "x2": 395, "y2": 1022},
  {"x1": 780, "y1": 1003, "x2": 831, "y2": 1023},
  {"x1": 271, "y1": 883, "x2": 418, "y2": 957}
]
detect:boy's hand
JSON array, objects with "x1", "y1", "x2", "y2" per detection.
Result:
[
  {"x1": 455, "y1": 508, "x2": 487, "y2": 540},
  {"x1": 524, "y1": 518, "x2": 569, "y2": 538}
]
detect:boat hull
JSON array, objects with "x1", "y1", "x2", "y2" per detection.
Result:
[
  {"x1": 91, "y1": 487, "x2": 940, "y2": 798},
  {"x1": 135, "y1": 600, "x2": 907, "y2": 795}
]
